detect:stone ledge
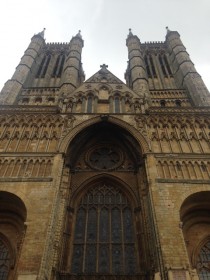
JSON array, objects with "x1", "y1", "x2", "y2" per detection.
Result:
[
  {"x1": 156, "y1": 178, "x2": 210, "y2": 184},
  {"x1": 0, "y1": 177, "x2": 53, "y2": 182}
]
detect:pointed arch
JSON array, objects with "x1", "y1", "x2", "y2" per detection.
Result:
[
  {"x1": 65, "y1": 175, "x2": 139, "y2": 275},
  {"x1": 0, "y1": 191, "x2": 27, "y2": 279},
  {"x1": 59, "y1": 115, "x2": 150, "y2": 155},
  {"x1": 180, "y1": 191, "x2": 210, "y2": 277},
  {"x1": 70, "y1": 173, "x2": 139, "y2": 209}
]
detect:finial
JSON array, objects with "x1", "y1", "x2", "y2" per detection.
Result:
[
  {"x1": 76, "y1": 30, "x2": 82, "y2": 38},
  {"x1": 36, "y1": 28, "x2": 46, "y2": 39},
  {"x1": 129, "y1": 28, "x2": 133, "y2": 35},
  {"x1": 99, "y1": 64, "x2": 109, "y2": 74},
  {"x1": 100, "y1": 64, "x2": 108, "y2": 69},
  {"x1": 127, "y1": 28, "x2": 133, "y2": 38},
  {"x1": 166, "y1": 26, "x2": 170, "y2": 34}
]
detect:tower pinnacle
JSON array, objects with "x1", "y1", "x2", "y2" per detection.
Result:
[
  {"x1": 76, "y1": 30, "x2": 82, "y2": 38},
  {"x1": 166, "y1": 26, "x2": 170, "y2": 34},
  {"x1": 36, "y1": 28, "x2": 46, "y2": 39},
  {"x1": 127, "y1": 28, "x2": 133, "y2": 38}
]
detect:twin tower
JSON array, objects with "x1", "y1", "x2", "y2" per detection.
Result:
[
  {"x1": 0, "y1": 29, "x2": 210, "y2": 280},
  {"x1": 1, "y1": 28, "x2": 209, "y2": 108}
]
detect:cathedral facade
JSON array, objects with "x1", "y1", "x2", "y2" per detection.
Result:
[{"x1": 0, "y1": 28, "x2": 210, "y2": 280}]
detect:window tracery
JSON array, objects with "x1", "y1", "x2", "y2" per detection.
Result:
[
  {"x1": 86, "y1": 145, "x2": 123, "y2": 170},
  {"x1": 197, "y1": 241, "x2": 210, "y2": 279},
  {"x1": 71, "y1": 183, "x2": 137, "y2": 275},
  {"x1": 0, "y1": 239, "x2": 10, "y2": 280}
]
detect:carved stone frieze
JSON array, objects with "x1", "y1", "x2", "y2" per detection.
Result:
[{"x1": 0, "y1": 156, "x2": 53, "y2": 178}]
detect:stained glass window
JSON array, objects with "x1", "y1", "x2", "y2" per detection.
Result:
[
  {"x1": 71, "y1": 183, "x2": 137, "y2": 274},
  {"x1": 197, "y1": 241, "x2": 210, "y2": 279},
  {"x1": 0, "y1": 239, "x2": 10, "y2": 280}
]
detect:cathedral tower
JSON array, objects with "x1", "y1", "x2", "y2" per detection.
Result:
[{"x1": 0, "y1": 28, "x2": 209, "y2": 280}]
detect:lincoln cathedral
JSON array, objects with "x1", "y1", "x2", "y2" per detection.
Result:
[{"x1": 0, "y1": 27, "x2": 210, "y2": 280}]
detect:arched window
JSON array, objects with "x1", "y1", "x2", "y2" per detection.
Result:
[
  {"x1": 160, "y1": 100, "x2": 166, "y2": 107},
  {"x1": 71, "y1": 183, "x2": 137, "y2": 275},
  {"x1": 149, "y1": 55, "x2": 157, "y2": 77},
  {"x1": 52, "y1": 54, "x2": 65, "y2": 77},
  {"x1": 144, "y1": 55, "x2": 157, "y2": 78},
  {"x1": 159, "y1": 54, "x2": 167, "y2": 77},
  {"x1": 87, "y1": 96, "x2": 93, "y2": 113},
  {"x1": 158, "y1": 54, "x2": 173, "y2": 78},
  {"x1": 163, "y1": 54, "x2": 172, "y2": 76},
  {"x1": 36, "y1": 53, "x2": 51, "y2": 78},
  {"x1": 0, "y1": 239, "x2": 10, "y2": 280},
  {"x1": 144, "y1": 55, "x2": 152, "y2": 78},
  {"x1": 175, "y1": 100, "x2": 181, "y2": 107},
  {"x1": 114, "y1": 96, "x2": 120, "y2": 113},
  {"x1": 180, "y1": 192, "x2": 210, "y2": 280},
  {"x1": 197, "y1": 241, "x2": 210, "y2": 279}
]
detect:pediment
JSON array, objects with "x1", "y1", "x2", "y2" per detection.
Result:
[
  {"x1": 85, "y1": 64, "x2": 123, "y2": 84},
  {"x1": 71, "y1": 65, "x2": 142, "y2": 101}
]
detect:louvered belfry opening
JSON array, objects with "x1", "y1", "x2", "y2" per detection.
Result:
[{"x1": 57, "y1": 122, "x2": 153, "y2": 280}]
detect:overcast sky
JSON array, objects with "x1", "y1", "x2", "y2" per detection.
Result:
[{"x1": 0, "y1": 0, "x2": 209, "y2": 91}]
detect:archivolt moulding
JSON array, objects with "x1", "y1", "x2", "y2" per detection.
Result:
[{"x1": 58, "y1": 115, "x2": 150, "y2": 154}]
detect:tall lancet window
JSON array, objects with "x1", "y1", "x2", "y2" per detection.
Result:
[
  {"x1": 114, "y1": 96, "x2": 120, "y2": 113},
  {"x1": 163, "y1": 54, "x2": 172, "y2": 76},
  {"x1": 71, "y1": 183, "x2": 137, "y2": 275},
  {"x1": 0, "y1": 239, "x2": 10, "y2": 280},
  {"x1": 52, "y1": 54, "x2": 65, "y2": 77},
  {"x1": 159, "y1": 54, "x2": 172, "y2": 77},
  {"x1": 144, "y1": 55, "x2": 157, "y2": 78},
  {"x1": 87, "y1": 95, "x2": 93, "y2": 113},
  {"x1": 36, "y1": 53, "x2": 51, "y2": 78},
  {"x1": 197, "y1": 241, "x2": 210, "y2": 279}
]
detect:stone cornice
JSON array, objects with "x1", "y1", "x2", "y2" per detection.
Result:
[{"x1": 156, "y1": 178, "x2": 210, "y2": 184}]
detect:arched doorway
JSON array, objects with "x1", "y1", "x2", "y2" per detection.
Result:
[
  {"x1": 180, "y1": 191, "x2": 210, "y2": 279},
  {"x1": 0, "y1": 191, "x2": 27, "y2": 279},
  {"x1": 58, "y1": 122, "x2": 155, "y2": 279}
]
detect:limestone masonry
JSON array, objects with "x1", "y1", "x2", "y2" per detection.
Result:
[{"x1": 0, "y1": 28, "x2": 209, "y2": 280}]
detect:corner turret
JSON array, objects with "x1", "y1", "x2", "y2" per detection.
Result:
[
  {"x1": 0, "y1": 29, "x2": 45, "y2": 104},
  {"x1": 125, "y1": 29, "x2": 151, "y2": 105},
  {"x1": 166, "y1": 27, "x2": 210, "y2": 106},
  {"x1": 61, "y1": 30, "x2": 85, "y2": 94}
]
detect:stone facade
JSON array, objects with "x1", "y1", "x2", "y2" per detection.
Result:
[{"x1": 0, "y1": 28, "x2": 209, "y2": 280}]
